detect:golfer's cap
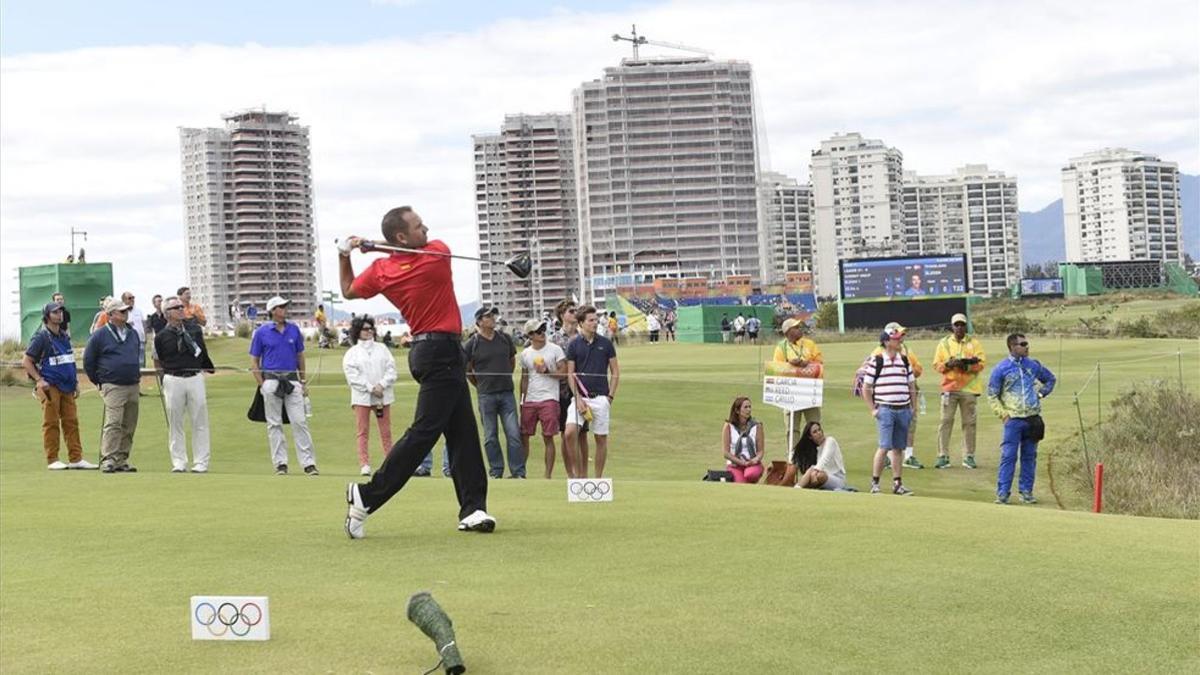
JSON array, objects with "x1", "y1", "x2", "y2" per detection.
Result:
[
  {"x1": 104, "y1": 297, "x2": 131, "y2": 313},
  {"x1": 43, "y1": 302, "x2": 65, "y2": 317},
  {"x1": 951, "y1": 313, "x2": 968, "y2": 325},
  {"x1": 883, "y1": 321, "x2": 907, "y2": 337},
  {"x1": 523, "y1": 318, "x2": 547, "y2": 334},
  {"x1": 266, "y1": 296, "x2": 290, "y2": 312},
  {"x1": 781, "y1": 317, "x2": 804, "y2": 333},
  {"x1": 474, "y1": 305, "x2": 500, "y2": 322}
]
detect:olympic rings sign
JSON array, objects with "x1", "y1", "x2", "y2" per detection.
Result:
[
  {"x1": 567, "y1": 478, "x2": 613, "y2": 502},
  {"x1": 190, "y1": 596, "x2": 271, "y2": 640}
]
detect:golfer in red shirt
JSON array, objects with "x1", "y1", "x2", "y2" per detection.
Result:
[{"x1": 338, "y1": 206, "x2": 495, "y2": 538}]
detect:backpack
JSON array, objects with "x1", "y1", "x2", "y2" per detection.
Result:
[{"x1": 851, "y1": 353, "x2": 910, "y2": 401}]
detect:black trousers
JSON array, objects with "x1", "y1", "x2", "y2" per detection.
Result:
[{"x1": 358, "y1": 339, "x2": 488, "y2": 519}]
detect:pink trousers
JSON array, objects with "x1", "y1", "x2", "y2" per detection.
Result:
[
  {"x1": 354, "y1": 405, "x2": 393, "y2": 466},
  {"x1": 728, "y1": 463, "x2": 763, "y2": 484}
]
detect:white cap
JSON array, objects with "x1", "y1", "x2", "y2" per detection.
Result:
[
  {"x1": 265, "y1": 296, "x2": 290, "y2": 313},
  {"x1": 951, "y1": 313, "x2": 968, "y2": 325}
]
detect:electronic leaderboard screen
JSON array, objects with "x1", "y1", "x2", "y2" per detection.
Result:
[{"x1": 839, "y1": 255, "x2": 969, "y2": 302}]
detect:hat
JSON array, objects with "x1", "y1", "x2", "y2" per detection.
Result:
[
  {"x1": 523, "y1": 318, "x2": 547, "y2": 334},
  {"x1": 104, "y1": 297, "x2": 131, "y2": 314},
  {"x1": 883, "y1": 321, "x2": 907, "y2": 337},
  {"x1": 43, "y1": 302, "x2": 64, "y2": 319},
  {"x1": 265, "y1": 296, "x2": 290, "y2": 312},
  {"x1": 781, "y1": 317, "x2": 804, "y2": 334},
  {"x1": 474, "y1": 305, "x2": 500, "y2": 323},
  {"x1": 951, "y1": 313, "x2": 968, "y2": 325}
]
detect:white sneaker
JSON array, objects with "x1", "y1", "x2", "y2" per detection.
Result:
[
  {"x1": 345, "y1": 483, "x2": 367, "y2": 540},
  {"x1": 67, "y1": 459, "x2": 98, "y2": 470},
  {"x1": 47, "y1": 461, "x2": 68, "y2": 471},
  {"x1": 192, "y1": 465, "x2": 208, "y2": 474},
  {"x1": 457, "y1": 510, "x2": 496, "y2": 533},
  {"x1": 360, "y1": 464, "x2": 371, "y2": 476}
]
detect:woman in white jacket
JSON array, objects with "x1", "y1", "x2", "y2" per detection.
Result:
[{"x1": 341, "y1": 315, "x2": 398, "y2": 476}]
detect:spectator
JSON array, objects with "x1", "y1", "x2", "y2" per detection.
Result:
[
  {"x1": 608, "y1": 312, "x2": 619, "y2": 345},
  {"x1": 147, "y1": 294, "x2": 167, "y2": 334},
  {"x1": 720, "y1": 313, "x2": 732, "y2": 343},
  {"x1": 664, "y1": 309, "x2": 676, "y2": 342},
  {"x1": 154, "y1": 295, "x2": 215, "y2": 473},
  {"x1": 565, "y1": 305, "x2": 620, "y2": 478},
  {"x1": 121, "y1": 291, "x2": 147, "y2": 368},
  {"x1": 870, "y1": 322, "x2": 926, "y2": 471},
  {"x1": 862, "y1": 324, "x2": 916, "y2": 495},
  {"x1": 50, "y1": 292, "x2": 72, "y2": 334},
  {"x1": 83, "y1": 297, "x2": 143, "y2": 473},
  {"x1": 933, "y1": 313, "x2": 987, "y2": 469},
  {"x1": 519, "y1": 318, "x2": 567, "y2": 478},
  {"x1": 246, "y1": 304, "x2": 259, "y2": 323},
  {"x1": 315, "y1": 304, "x2": 332, "y2": 349},
  {"x1": 465, "y1": 306, "x2": 525, "y2": 479},
  {"x1": 341, "y1": 315, "x2": 397, "y2": 477},
  {"x1": 772, "y1": 317, "x2": 824, "y2": 432},
  {"x1": 793, "y1": 422, "x2": 849, "y2": 491},
  {"x1": 23, "y1": 301, "x2": 96, "y2": 470},
  {"x1": 646, "y1": 312, "x2": 661, "y2": 343},
  {"x1": 249, "y1": 295, "x2": 318, "y2": 476},
  {"x1": 988, "y1": 333, "x2": 1056, "y2": 505},
  {"x1": 733, "y1": 312, "x2": 747, "y2": 344},
  {"x1": 746, "y1": 314, "x2": 761, "y2": 344},
  {"x1": 89, "y1": 296, "x2": 111, "y2": 334},
  {"x1": 550, "y1": 299, "x2": 584, "y2": 477},
  {"x1": 722, "y1": 396, "x2": 764, "y2": 483},
  {"x1": 178, "y1": 286, "x2": 207, "y2": 328}
]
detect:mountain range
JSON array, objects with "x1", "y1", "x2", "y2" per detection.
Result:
[{"x1": 1020, "y1": 173, "x2": 1198, "y2": 266}]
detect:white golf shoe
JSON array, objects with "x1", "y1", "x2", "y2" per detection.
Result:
[
  {"x1": 345, "y1": 483, "x2": 368, "y2": 540},
  {"x1": 457, "y1": 510, "x2": 496, "y2": 533},
  {"x1": 67, "y1": 459, "x2": 98, "y2": 470},
  {"x1": 47, "y1": 461, "x2": 68, "y2": 471}
]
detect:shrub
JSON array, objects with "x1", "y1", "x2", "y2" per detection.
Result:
[
  {"x1": 976, "y1": 314, "x2": 1043, "y2": 336},
  {"x1": 1113, "y1": 316, "x2": 1164, "y2": 338},
  {"x1": 234, "y1": 321, "x2": 253, "y2": 339},
  {"x1": 813, "y1": 300, "x2": 838, "y2": 329}
]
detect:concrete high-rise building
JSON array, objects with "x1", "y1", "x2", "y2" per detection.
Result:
[
  {"x1": 760, "y1": 171, "x2": 813, "y2": 281},
  {"x1": 473, "y1": 113, "x2": 578, "y2": 318},
  {"x1": 1062, "y1": 148, "x2": 1182, "y2": 263},
  {"x1": 810, "y1": 133, "x2": 904, "y2": 296},
  {"x1": 572, "y1": 56, "x2": 764, "y2": 302},
  {"x1": 179, "y1": 110, "x2": 317, "y2": 323},
  {"x1": 902, "y1": 165, "x2": 1021, "y2": 296}
]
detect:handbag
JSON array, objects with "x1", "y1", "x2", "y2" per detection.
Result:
[
  {"x1": 247, "y1": 386, "x2": 291, "y2": 424},
  {"x1": 1027, "y1": 415, "x2": 1045, "y2": 442},
  {"x1": 702, "y1": 469, "x2": 736, "y2": 482},
  {"x1": 763, "y1": 460, "x2": 791, "y2": 486}
]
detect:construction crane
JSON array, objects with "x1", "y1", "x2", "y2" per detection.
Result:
[{"x1": 611, "y1": 24, "x2": 713, "y2": 60}]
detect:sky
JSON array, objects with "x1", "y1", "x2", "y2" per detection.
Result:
[{"x1": 2, "y1": 0, "x2": 1197, "y2": 335}]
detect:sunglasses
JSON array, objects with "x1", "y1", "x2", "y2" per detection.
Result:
[
  {"x1": 1017, "y1": 341, "x2": 1029, "y2": 347},
  {"x1": 166, "y1": 305, "x2": 184, "y2": 311}
]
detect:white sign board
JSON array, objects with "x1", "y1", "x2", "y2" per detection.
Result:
[
  {"x1": 567, "y1": 478, "x2": 613, "y2": 502},
  {"x1": 762, "y1": 376, "x2": 824, "y2": 412},
  {"x1": 191, "y1": 596, "x2": 270, "y2": 641}
]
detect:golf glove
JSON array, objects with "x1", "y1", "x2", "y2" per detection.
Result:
[{"x1": 337, "y1": 237, "x2": 358, "y2": 256}]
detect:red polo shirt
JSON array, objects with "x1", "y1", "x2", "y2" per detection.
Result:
[{"x1": 350, "y1": 239, "x2": 462, "y2": 335}]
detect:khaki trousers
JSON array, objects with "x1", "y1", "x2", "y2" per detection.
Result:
[
  {"x1": 786, "y1": 407, "x2": 822, "y2": 446},
  {"x1": 99, "y1": 383, "x2": 140, "y2": 468},
  {"x1": 41, "y1": 387, "x2": 83, "y2": 464},
  {"x1": 937, "y1": 391, "x2": 978, "y2": 459}
]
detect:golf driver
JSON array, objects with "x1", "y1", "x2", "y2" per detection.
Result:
[{"x1": 339, "y1": 238, "x2": 533, "y2": 279}]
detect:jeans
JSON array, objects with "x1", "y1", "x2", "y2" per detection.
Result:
[
  {"x1": 875, "y1": 406, "x2": 912, "y2": 451},
  {"x1": 997, "y1": 417, "x2": 1039, "y2": 496},
  {"x1": 357, "y1": 339, "x2": 487, "y2": 520},
  {"x1": 419, "y1": 446, "x2": 452, "y2": 475},
  {"x1": 478, "y1": 390, "x2": 525, "y2": 478}
]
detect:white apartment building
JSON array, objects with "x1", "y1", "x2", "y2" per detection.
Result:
[
  {"x1": 902, "y1": 165, "x2": 1021, "y2": 296},
  {"x1": 760, "y1": 171, "x2": 813, "y2": 282},
  {"x1": 473, "y1": 113, "x2": 578, "y2": 318},
  {"x1": 810, "y1": 133, "x2": 904, "y2": 296},
  {"x1": 572, "y1": 56, "x2": 764, "y2": 302},
  {"x1": 179, "y1": 110, "x2": 317, "y2": 323},
  {"x1": 1062, "y1": 148, "x2": 1182, "y2": 264}
]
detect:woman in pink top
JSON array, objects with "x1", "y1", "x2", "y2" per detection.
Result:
[{"x1": 723, "y1": 396, "x2": 765, "y2": 483}]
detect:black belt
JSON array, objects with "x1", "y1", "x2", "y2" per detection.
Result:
[
  {"x1": 164, "y1": 371, "x2": 199, "y2": 378},
  {"x1": 879, "y1": 403, "x2": 912, "y2": 408},
  {"x1": 411, "y1": 332, "x2": 460, "y2": 343}
]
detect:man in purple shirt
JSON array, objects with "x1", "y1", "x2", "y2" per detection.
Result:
[{"x1": 249, "y1": 295, "x2": 318, "y2": 476}]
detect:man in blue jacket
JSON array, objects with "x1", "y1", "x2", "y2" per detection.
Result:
[
  {"x1": 986, "y1": 333, "x2": 1056, "y2": 505},
  {"x1": 84, "y1": 297, "x2": 143, "y2": 473}
]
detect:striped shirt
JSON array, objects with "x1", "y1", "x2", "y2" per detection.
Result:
[{"x1": 862, "y1": 351, "x2": 915, "y2": 405}]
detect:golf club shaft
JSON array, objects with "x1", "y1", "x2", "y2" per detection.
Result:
[{"x1": 361, "y1": 241, "x2": 508, "y2": 267}]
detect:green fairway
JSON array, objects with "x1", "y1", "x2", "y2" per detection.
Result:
[{"x1": 2, "y1": 336, "x2": 1198, "y2": 672}]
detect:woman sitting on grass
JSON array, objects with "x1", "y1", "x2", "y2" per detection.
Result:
[
  {"x1": 792, "y1": 421, "x2": 849, "y2": 491},
  {"x1": 722, "y1": 396, "x2": 765, "y2": 483}
]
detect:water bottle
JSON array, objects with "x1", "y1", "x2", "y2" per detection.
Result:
[
  {"x1": 918, "y1": 391, "x2": 927, "y2": 415},
  {"x1": 303, "y1": 396, "x2": 314, "y2": 418}
]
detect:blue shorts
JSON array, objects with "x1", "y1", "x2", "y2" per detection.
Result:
[{"x1": 876, "y1": 406, "x2": 912, "y2": 451}]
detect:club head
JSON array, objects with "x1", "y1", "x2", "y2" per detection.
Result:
[{"x1": 505, "y1": 253, "x2": 533, "y2": 279}]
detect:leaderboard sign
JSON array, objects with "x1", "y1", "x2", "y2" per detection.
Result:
[{"x1": 840, "y1": 254, "x2": 969, "y2": 303}]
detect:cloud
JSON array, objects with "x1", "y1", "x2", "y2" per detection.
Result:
[{"x1": 2, "y1": 0, "x2": 1197, "y2": 336}]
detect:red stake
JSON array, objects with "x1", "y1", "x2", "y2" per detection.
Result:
[{"x1": 1093, "y1": 463, "x2": 1104, "y2": 513}]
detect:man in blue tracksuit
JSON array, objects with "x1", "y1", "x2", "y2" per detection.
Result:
[{"x1": 986, "y1": 333, "x2": 1056, "y2": 504}]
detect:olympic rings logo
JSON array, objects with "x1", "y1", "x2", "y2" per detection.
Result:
[
  {"x1": 194, "y1": 601, "x2": 263, "y2": 637},
  {"x1": 569, "y1": 480, "x2": 611, "y2": 501}
]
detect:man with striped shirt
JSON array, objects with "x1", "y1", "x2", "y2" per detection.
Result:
[{"x1": 862, "y1": 324, "x2": 917, "y2": 495}]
